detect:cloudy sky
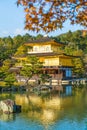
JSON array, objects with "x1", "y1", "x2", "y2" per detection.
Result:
[{"x1": 0, "y1": 0, "x2": 85, "y2": 37}]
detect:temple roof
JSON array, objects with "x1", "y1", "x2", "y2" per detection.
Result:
[{"x1": 24, "y1": 37, "x2": 65, "y2": 46}]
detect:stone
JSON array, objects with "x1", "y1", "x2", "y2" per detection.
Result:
[{"x1": 0, "y1": 99, "x2": 21, "y2": 114}]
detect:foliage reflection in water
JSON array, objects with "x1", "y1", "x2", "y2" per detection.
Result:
[{"x1": 0, "y1": 85, "x2": 87, "y2": 130}]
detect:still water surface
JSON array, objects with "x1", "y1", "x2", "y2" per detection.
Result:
[{"x1": 0, "y1": 85, "x2": 87, "y2": 130}]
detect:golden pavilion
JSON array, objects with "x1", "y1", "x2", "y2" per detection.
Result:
[{"x1": 24, "y1": 36, "x2": 73, "y2": 80}]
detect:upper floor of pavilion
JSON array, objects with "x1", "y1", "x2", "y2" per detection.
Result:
[{"x1": 24, "y1": 36, "x2": 65, "y2": 55}]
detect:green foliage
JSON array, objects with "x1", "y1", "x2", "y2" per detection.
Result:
[
  {"x1": 4, "y1": 73, "x2": 16, "y2": 87},
  {"x1": 0, "y1": 59, "x2": 16, "y2": 86},
  {"x1": 0, "y1": 70, "x2": 5, "y2": 80},
  {"x1": 39, "y1": 74, "x2": 51, "y2": 84},
  {"x1": 21, "y1": 56, "x2": 43, "y2": 75},
  {"x1": 36, "y1": 34, "x2": 43, "y2": 39},
  {"x1": 57, "y1": 30, "x2": 87, "y2": 53},
  {"x1": 0, "y1": 63, "x2": 9, "y2": 80},
  {"x1": 0, "y1": 33, "x2": 34, "y2": 65},
  {"x1": 14, "y1": 45, "x2": 27, "y2": 57},
  {"x1": 20, "y1": 56, "x2": 43, "y2": 86},
  {"x1": 56, "y1": 30, "x2": 87, "y2": 76},
  {"x1": 72, "y1": 58, "x2": 85, "y2": 77}
]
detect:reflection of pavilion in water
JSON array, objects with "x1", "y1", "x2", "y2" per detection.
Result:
[
  {"x1": 0, "y1": 86, "x2": 87, "y2": 130},
  {"x1": 51, "y1": 85, "x2": 72, "y2": 97},
  {"x1": 63, "y1": 85, "x2": 72, "y2": 96},
  {"x1": 15, "y1": 85, "x2": 72, "y2": 126},
  {"x1": 15, "y1": 93, "x2": 61, "y2": 126},
  {"x1": 0, "y1": 85, "x2": 72, "y2": 126}
]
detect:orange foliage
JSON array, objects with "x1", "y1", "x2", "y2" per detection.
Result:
[{"x1": 17, "y1": 0, "x2": 87, "y2": 32}]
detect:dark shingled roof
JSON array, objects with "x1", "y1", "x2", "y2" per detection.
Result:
[
  {"x1": 25, "y1": 36, "x2": 64, "y2": 45},
  {"x1": 28, "y1": 37, "x2": 52, "y2": 43}
]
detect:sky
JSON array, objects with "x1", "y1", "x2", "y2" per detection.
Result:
[{"x1": 0, "y1": 0, "x2": 85, "y2": 38}]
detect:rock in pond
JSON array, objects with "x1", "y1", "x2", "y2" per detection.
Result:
[{"x1": 0, "y1": 99, "x2": 21, "y2": 114}]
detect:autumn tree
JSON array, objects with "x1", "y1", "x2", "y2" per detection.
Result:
[{"x1": 17, "y1": 0, "x2": 87, "y2": 32}]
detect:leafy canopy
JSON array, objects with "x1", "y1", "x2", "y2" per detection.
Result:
[
  {"x1": 21, "y1": 56, "x2": 43, "y2": 77},
  {"x1": 20, "y1": 56, "x2": 43, "y2": 86},
  {"x1": 17, "y1": 0, "x2": 87, "y2": 32},
  {"x1": 4, "y1": 74, "x2": 16, "y2": 87}
]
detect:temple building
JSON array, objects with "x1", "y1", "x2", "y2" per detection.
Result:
[{"x1": 24, "y1": 37, "x2": 74, "y2": 80}]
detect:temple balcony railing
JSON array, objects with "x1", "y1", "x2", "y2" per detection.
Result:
[{"x1": 27, "y1": 50, "x2": 53, "y2": 54}]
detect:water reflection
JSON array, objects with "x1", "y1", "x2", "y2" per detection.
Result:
[
  {"x1": 0, "y1": 85, "x2": 87, "y2": 130},
  {"x1": 0, "y1": 113, "x2": 15, "y2": 122},
  {"x1": 65, "y1": 85, "x2": 72, "y2": 96}
]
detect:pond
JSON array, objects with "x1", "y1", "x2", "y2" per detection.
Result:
[{"x1": 0, "y1": 85, "x2": 87, "y2": 130}]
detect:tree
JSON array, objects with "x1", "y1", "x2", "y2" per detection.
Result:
[
  {"x1": 4, "y1": 73, "x2": 16, "y2": 87},
  {"x1": 39, "y1": 73, "x2": 52, "y2": 85},
  {"x1": 36, "y1": 34, "x2": 43, "y2": 39},
  {"x1": 22, "y1": 33, "x2": 33, "y2": 42},
  {"x1": 13, "y1": 35, "x2": 23, "y2": 48},
  {"x1": 0, "y1": 60, "x2": 10, "y2": 80},
  {"x1": 3, "y1": 36, "x2": 13, "y2": 49},
  {"x1": 0, "y1": 36, "x2": 17, "y2": 65},
  {"x1": 0, "y1": 59, "x2": 16, "y2": 83},
  {"x1": 17, "y1": 0, "x2": 87, "y2": 32},
  {"x1": 20, "y1": 56, "x2": 43, "y2": 88},
  {"x1": 14, "y1": 45, "x2": 27, "y2": 57},
  {"x1": 72, "y1": 58, "x2": 85, "y2": 77}
]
